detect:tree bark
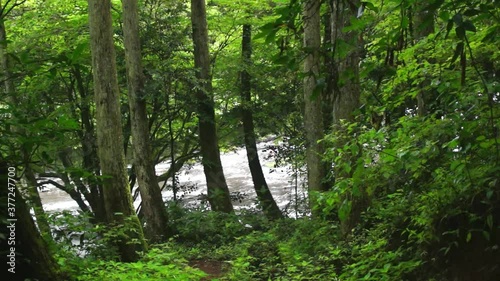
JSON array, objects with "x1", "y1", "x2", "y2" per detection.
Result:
[
  {"x1": 190, "y1": 0, "x2": 233, "y2": 213},
  {"x1": 72, "y1": 65, "x2": 106, "y2": 222},
  {"x1": 413, "y1": 2, "x2": 436, "y2": 117},
  {"x1": 122, "y1": 0, "x2": 170, "y2": 243},
  {"x1": 240, "y1": 24, "x2": 282, "y2": 220},
  {"x1": 1, "y1": 161, "x2": 65, "y2": 281},
  {"x1": 331, "y1": 0, "x2": 361, "y2": 125},
  {"x1": 330, "y1": 0, "x2": 364, "y2": 236},
  {"x1": 0, "y1": 10, "x2": 14, "y2": 96},
  {"x1": 23, "y1": 162, "x2": 52, "y2": 238},
  {"x1": 87, "y1": 0, "x2": 146, "y2": 261},
  {"x1": 303, "y1": 0, "x2": 327, "y2": 213},
  {"x1": 57, "y1": 149, "x2": 92, "y2": 213},
  {"x1": 323, "y1": 7, "x2": 334, "y2": 132}
]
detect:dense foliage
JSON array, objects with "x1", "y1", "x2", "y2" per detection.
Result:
[{"x1": 0, "y1": 0, "x2": 498, "y2": 280}]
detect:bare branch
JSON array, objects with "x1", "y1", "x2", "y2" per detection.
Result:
[{"x1": 39, "y1": 179, "x2": 66, "y2": 190}]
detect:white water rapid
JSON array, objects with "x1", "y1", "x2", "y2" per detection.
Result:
[{"x1": 39, "y1": 140, "x2": 307, "y2": 216}]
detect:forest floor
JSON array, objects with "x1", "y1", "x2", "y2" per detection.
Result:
[{"x1": 189, "y1": 259, "x2": 227, "y2": 280}]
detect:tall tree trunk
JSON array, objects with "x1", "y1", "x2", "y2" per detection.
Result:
[
  {"x1": 414, "y1": 3, "x2": 436, "y2": 117},
  {"x1": 240, "y1": 24, "x2": 282, "y2": 220},
  {"x1": 1, "y1": 161, "x2": 65, "y2": 281},
  {"x1": 323, "y1": 7, "x2": 334, "y2": 132},
  {"x1": 87, "y1": 0, "x2": 146, "y2": 261},
  {"x1": 73, "y1": 65, "x2": 106, "y2": 222},
  {"x1": 303, "y1": 0, "x2": 327, "y2": 213},
  {"x1": 122, "y1": 0, "x2": 170, "y2": 243},
  {"x1": 190, "y1": 0, "x2": 233, "y2": 213},
  {"x1": 330, "y1": 0, "x2": 364, "y2": 236},
  {"x1": 331, "y1": 0, "x2": 361, "y2": 125},
  {"x1": 0, "y1": 9, "x2": 13, "y2": 96}
]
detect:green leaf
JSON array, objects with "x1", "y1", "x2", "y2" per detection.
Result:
[
  {"x1": 463, "y1": 9, "x2": 481, "y2": 17},
  {"x1": 255, "y1": 22, "x2": 277, "y2": 40},
  {"x1": 450, "y1": 42, "x2": 464, "y2": 65},
  {"x1": 486, "y1": 214, "x2": 493, "y2": 229},
  {"x1": 352, "y1": 185, "x2": 361, "y2": 197},
  {"x1": 438, "y1": 10, "x2": 450, "y2": 21},
  {"x1": 363, "y1": 1, "x2": 378, "y2": 13},
  {"x1": 466, "y1": 232, "x2": 471, "y2": 242},
  {"x1": 381, "y1": 263, "x2": 391, "y2": 273},
  {"x1": 265, "y1": 30, "x2": 277, "y2": 44},
  {"x1": 424, "y1": 0, "x2": 444, "y2": 11},
  {"x1": 486, "y1": 189, "x2": 494, "y2": 199},
  {"x1": 462, "y1": 20, "x2": 476, "y2": 32},
  {"x1": 69, "y1": 42, "x2": 89, "y2": 64},
  {"x1": 482, "y1": 26, "x2": 499, "y2": 42},
  {"x1": 41, "y1": 151, "x2": 54, "y2": 164},
  {"x1": 58, "y1": 115, "x2": 79, "y2": 129},
  {"x1": 450, "y1": 160, "x2": 463, "y2": 171},
  {"x1": 452, "y1": 13, "x2": 463, "y2": 25},
  {"x1": 350, "y1": 143, "x2": 359, "y2": 155},
  {"x1": 443, "y1": 138, "x2": 459, "y2": 149},
  {"x1": 476, "y1": 135, "x2": 486, "y2": 141},
  {"x1": 479, "y1": 141, "x2": 492, "y2": 149},
  {"x1": 445, "y1": 20, "x2": 454, "y2": 38},
  {"x1": 338, "y1": 199, "x2": 352, "y2": 222},
  {"x1": 455, "y1": 26, "x2": 465, "y2": 40},
  {"x1": 482, "y1": 231, "x2": 490, "y2": 241},
  {"x1": 311, "y1": 78, "x2": 325, "y2": 100}
]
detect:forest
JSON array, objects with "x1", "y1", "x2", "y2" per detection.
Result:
[{"x1": 0, "y1": 0, "x2": 499, "y2": 280}]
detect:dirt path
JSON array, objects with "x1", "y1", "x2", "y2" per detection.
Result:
[{"x1": 189, "y1": 259, "x2": 227, "y2": 280}]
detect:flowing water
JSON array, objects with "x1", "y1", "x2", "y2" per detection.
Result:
[{"x1": 39, "y1": 140, "x2": 307, "y2": 216}]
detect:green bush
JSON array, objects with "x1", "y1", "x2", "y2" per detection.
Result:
[
  {"x1": 75, "y1": 245, "x2": 206, "y2": 281},
  {"x1": 168, "y1": 206, "x2": 254, "y2": 246}
]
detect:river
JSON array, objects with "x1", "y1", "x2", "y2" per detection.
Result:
[{"x1": 39, "y1": 140, "x2": 307, "y2": 216}]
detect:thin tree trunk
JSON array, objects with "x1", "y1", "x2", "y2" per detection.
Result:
[
  {"x1": 57, "y1": 149, "x2": 92, "y2": 213},
  {"x1": 240, "y1": 24, "x2": 282, "y2": 220},
  {"x1": 46, "y1": 174, "x2": 91, "y2": 213},
  {"x1": 87, "y1": 0, "x2": 146, "y2": 261},
  {"x1": 414, "y1": 2, "x2": 435, "y2": 117},
  {"x1": 323, "y1": 6, "x2": 334, "y2": 132},
  {"x1": 0, "y1": 10, "x2": 13, "y2": 96},
  {"x1": 72, "y1": 65, "x2": 106, "y2": 222},
  {"x1": 303, "y1": 0, "x2": 327, "y2": 213},
  {"x1": 122, "y1": 0, "x2": 170, "y2": 243},
  {"x1": 190, "y1": 0, "x2": 233, "y2": 213},
  {"x1": 24, "y1": 162, "x2": 53, "y2": 238}
]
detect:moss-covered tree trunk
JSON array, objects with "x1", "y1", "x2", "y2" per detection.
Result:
[
  {"x1": 190, "y1": 0, "x2": 233, "y2": 213},
  {"x1": 122, "y1": 0, "x2": 170, "y2": 243},
  {"x1": 240, "y1": 24, "x2": 282, "y2": 220},
  {"x1": 303, "y1": 0, "x2": 327, "y2": 213},
  {"x1": 87, "y1": 0, "x2": 146, "y2": 261},
  {"x1": 16, "y1": 188, "x2": 64, "y2": 280},
  {"x1": 23, "y1": 163, "x2": 52, "y2": 238}
]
